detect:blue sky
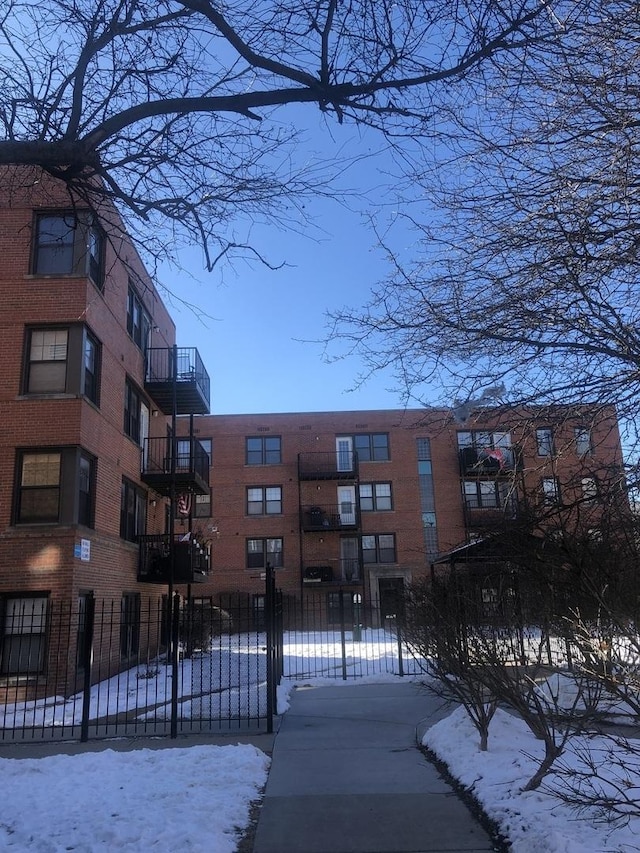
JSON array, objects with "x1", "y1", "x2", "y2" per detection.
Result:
[{"x1": 159, "y1": 117, "x2": 429, "y2": 416}]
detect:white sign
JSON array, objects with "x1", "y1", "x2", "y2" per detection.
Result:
[{"x1": 80, "y1": 539, "x2": 91, "y2": 562}]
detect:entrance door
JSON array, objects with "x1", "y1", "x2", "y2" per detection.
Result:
[
  {"x1": 336, "y1": 437, "x2": 354, "y2": 472},
  {"x1": 378, "y1": 577, "x2": 405, "y2": 624},
  {"x1": 337, "y1": 486, "x2": 356, "y2": 525}
]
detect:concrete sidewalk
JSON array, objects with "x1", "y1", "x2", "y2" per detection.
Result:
[{"x1": 252, "y1": 681, "x2": 498, "y2": 853}]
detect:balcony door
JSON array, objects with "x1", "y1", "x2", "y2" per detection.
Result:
[
  {"x1": 337, "y1": 486, "x2": 356, "y2": 525},
  {"x1": 336, "y1": 437, "x2": 354, "y2": 472}
]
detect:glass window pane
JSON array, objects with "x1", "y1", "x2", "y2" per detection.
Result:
[
  {"x1": 456, "y1": 432, "x2": 472, "y2": 448},
  {"x1": 372, "y1": 434, "x2": 389, "y2": 460}
]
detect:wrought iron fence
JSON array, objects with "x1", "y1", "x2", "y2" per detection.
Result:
[{"x1": 0, "y1": 594, "x2": 272, "y2": 743}]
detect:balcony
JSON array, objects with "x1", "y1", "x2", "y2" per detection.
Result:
[
  {"x1": 464, "y1": 501, "x2": 519, "y2": 531},
  {"x1": 459, "y1": 445, "x2": 521, "y2": 476},
  {"x1": 145, "y1": 347, "x2": 210, "y2": 415},
  {"x1": 298, "y1": 452, "x2": 359, "y2": 480},
  {"x1": 302, "y1": 559, "x2": 362, "y2": 585},
  {"x1": 141, "y1": 436, "x2": 209, "y2": 497},
  {"x1": 138, "y1": 534, "x2": 209, "y2": 584},
  {"x1": 301, "y1": 503, "x2": 360, "y2": 531}
]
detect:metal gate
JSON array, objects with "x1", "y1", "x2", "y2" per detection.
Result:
[{"x1": 0, "y1": 591, "x2": 276, "y2": 743}]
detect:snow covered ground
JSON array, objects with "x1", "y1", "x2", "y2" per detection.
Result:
[
  {"x1": 0, "y1": 743, "x2": 269, "y2": 852},
  {"x1": 1, "y1": 630, "x2": 640, "y2": 851}
]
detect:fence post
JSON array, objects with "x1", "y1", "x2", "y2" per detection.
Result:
[
  {"x1": 339, "y1": 593, "x2": 348, "y2": 680},
  {"x1": 396, "y1": 618, "x2": 405, "y2": 677},
  {"x1": 170, "y1": 592, "x2": 181, "y2": 739},
  {"x1": 265, "y1": 562, "x2": 276, "y2": 733},
  {"x1": 80, "y1": 593, "x2": 95, "y2": 743}
]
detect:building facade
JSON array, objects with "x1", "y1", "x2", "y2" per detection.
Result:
[
  {"x1": 0, "y1": 165, "x2": 627, "y2": 694},
  {"x1": 0, "y1": 167, "x2": 210, "y2": 694},
  {"x1": 182, "y1": 405, "x2": 625, "y2": 624}
]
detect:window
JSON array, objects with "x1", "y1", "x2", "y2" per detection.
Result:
[
  {"x1": 120, "y1": 478, "x2": 147, "y2": 542},
  {"x1": 350, "y1": 433, "x2": 389, "y2": 462},
  {"x1": 15, "y1": 448, "x2": 95, "y2": 526},
  {"x1": 25, "y1": 328, "x2": 67, "y2": 393},
  {"x1": 33, "y1": 212, "x2": 104, "y2": 288},
  {"x1": 463, "y1": 480, "x2": 514, "y2": 510},
  {"x1": 457, "y1": 431, "x2": 514, "y2": 469},
  {"x1": 247, "y1": 486, "x2": 282, "y2": 515},
  {"x1": 536, "y1": 428, "x2": 554, "y2": 457},
  {"x1": 24, "y1": 326, "x2": 100, "y2": 404},
  {"x1": 194, "y1": 490, "x2": 211, "y2": 518},
  {"x1": 457, "y1": 431, "x2": 512, "y2": 449},
  {"x1": 124, "y1": 378, "x2": 149, "y2": 445},
  {"x1": 17, "y1": 452, "x2": 60, "y2": 524},
  {"x1": 340, "y1": 537, "x2": 360, "y2": 581},
  {"x1": 78, "y1": 454, "x2": 95, "y2": 527},
  {"x1": 127, "y1": 284, "x2": 152, "y2": 352},
  {"x1": 542, "y1": 477, "x2": 560, "y2": 505},
  {"x1": 83, "y1": 332, "x2": 100, "y2": 404},
  {"x1": 327, "y1": 592, "x2": 355, "y2": 626},
  {"x1": 359, "y1": 483, "x2": 393, "y2": 511},
  {"x1": 575, "y1": 428, "x2": 592, "y2": 456},
  {"x1": 120, "y1": 593, "x2": 140, "y2": 660},
  {"x1": 246, "y1": 538, "x2": 283, "y2": 569},
  {"x1": 198, "y1": 438, "x2": 212, "y2": 465},
  {"x1": 253, "y1": 594, "x2": 266, "y2": 630},
  {"x1": 582, "y1": 477, "x2": 598, "y2": 502},
  {"x1": 1, "y1": 596, "x2": 48, "y2": 675},
  {"x1": 362, "y1": 534, "x2": 396, "y2": 564},
  {"x1": 246, "y1": 436, "x2": 281, "y2": 465}
]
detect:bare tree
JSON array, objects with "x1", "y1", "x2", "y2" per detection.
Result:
[
  {"x1": 0, "y1": 0, "x2": 569, "y2": 268},
  {"x1": 326, "y1": 1, "x2": 640, "y2": 440}
]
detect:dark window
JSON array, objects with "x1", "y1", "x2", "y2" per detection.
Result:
[
  {"x1": 247, "y1": 486, "x2": 282, "y2": 515},
  {"x1": 352, "y1": 433, "x2": 389, "y2": 462},
  {"x1": 246, "y1": 538, "x2": 283, "y2": 569},
  {"x1": 194, "y1": 490, "x2": 212, "y2": 518},
  {"x1": 359, "y1": 483, "x2": 392, "y2": 511},
  {"x1": 253, "y1": 594, "x2": 266, "y2": 630},
  {"x1": 120, "y1": 593, "x2": 141, "y2": 660},
  {"x1": 124, "y1": 378, "x2": 148, "y2": 444},
  {"x1": 120, "y1": 478, "x2": 147, "y2": 542},
  {"x1": 362, "y1": 534, "x2": 396, "y2": 564},
  {"x1": 33, "y1": 212, "x2": 104, "y2": 288},
  {"x1": 246, "y1": 436, "x2": 281, "y2": 465},
  {"x1": 126, "y1": 284, "x2": 152, "y2": 352},
  {"x1": 327, "y1": 592, "x2": 355, "y2": 626},
  {"x1": 1, "y1": 595, "x2": 48, "y2": 675},
  {"x1": 462, "y1": 480, "x2": 516, "y2": 514},
  {"x1": 78, "y1": 455, "x2": 95, "y2": 527},
  {"x1": 15, "y1": 448, "x2": 96, "y2": 527},
  {"x1": 198, "y1": 438, "x2": 212, "y2": 465},
  {"x1": 24, "y1": 325, "x2": 100, "y2": 404},
  {"x1": 83, "y1": 331, "x2": 100, "y2": 404},
  {"x1": 536, "y1": 428, "x2": 554, "y2": 457}
]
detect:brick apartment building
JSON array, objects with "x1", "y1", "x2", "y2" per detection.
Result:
[
  {"x1": 0, "y1": 166, "x2": 211, "y2": 693},
  {"x1": 182, "y1": 405, "x2": 625, "y2": 624},
  {"x1": 0, "y1": 165, "x2": 627, "y2": 695}
]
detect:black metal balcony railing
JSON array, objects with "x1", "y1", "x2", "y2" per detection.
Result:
[
  {"x1": 301, "y1": 503, "x2": 360, "y2": 531},
  {"x1": 298, "y1": 452, "x2": 359, "y2": 480},
  {"x1": 145, "y1": 347, "x2": 211, "y2": 415},
  {"x1": 138, "y1": 534, "x2": 209, "y2": 584},
  {"x1": 302, "y1": 559, "x2": 362, "y2": 584},
  {"x1": 459, "y1": 445, "x2": 521, "y2": 475},
  {"x1": 141, "y1": 436, "x2": 209, "y2": 496}
]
